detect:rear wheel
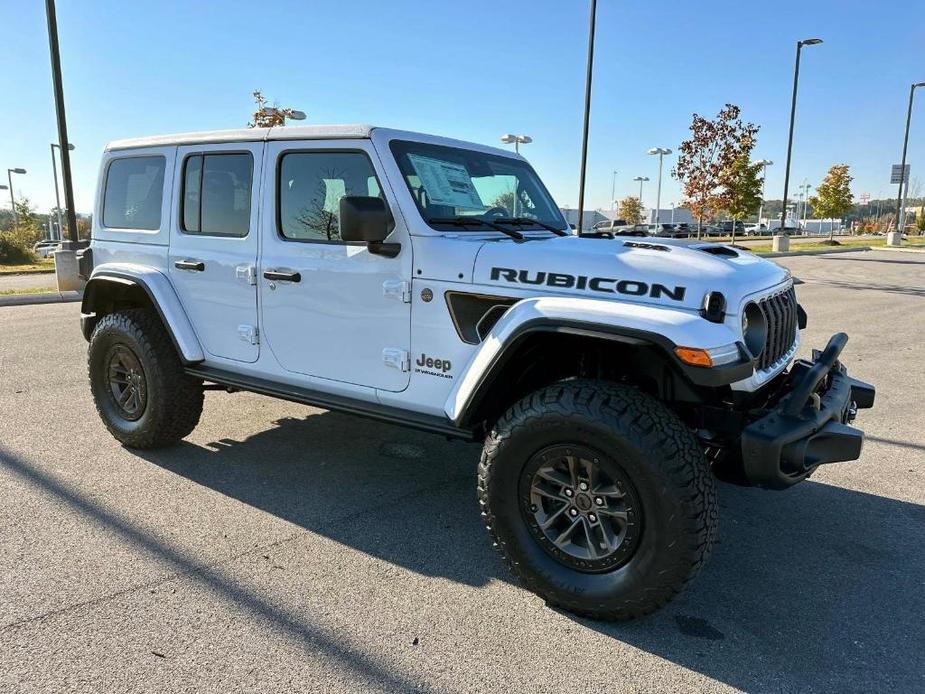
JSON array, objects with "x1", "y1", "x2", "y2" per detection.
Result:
[
  {"x1": 478, "y1": 380, "x2": 716, "y2": 620},
  {"x1": 88, "y1": 309, "x2": 203, "y2": 448}
]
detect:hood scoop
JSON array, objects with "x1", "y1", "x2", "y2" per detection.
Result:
[{"x1": 695, "y1": 245, "x2": 739, "y2": 258}]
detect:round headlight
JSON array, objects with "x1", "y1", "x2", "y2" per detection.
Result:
[{"x1": 742, "y1": 302, "x2": 767, "y2": 358}]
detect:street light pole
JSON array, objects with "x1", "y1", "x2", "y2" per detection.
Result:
[
  {"x1": 611, "y1": 170, "x2": 618, "y2": 212},
  {"x1": 780, "y1": 38, "x2": 823, "y2": 235},
  {"x1": 633, "y1": 176, "x2": 649, "y2": 206},
  {"x1": 647, "y1": 148, "x2": 671, "y2": 224},
  {"x1": 500, "y1": 134, "x2": 532, "y2": 216},
  {"x1": 44, "y1": 0, "x2": 79, "y2": 248},
  {"x1": 801, "y1": 182, "x2": 811, "y2": 229},
  {"x1": 50, "y1": 142, "x2": 74, "y2": 241},
  {"x1": 892, "y1": 82, "x2": 925, "y2": 244},
  {"x1": 755, "y1": 159, "x2": 773, "y2": 227},
  {"x1": 7, "y1": 169, "x2": 26, "y2": 229},
  {"x1": 576, "y1": 0, "x2": 597, "y2": 236}
]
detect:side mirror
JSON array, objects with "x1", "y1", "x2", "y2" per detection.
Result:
[{"x1": 339, "y1": 196, "x2": 400, "y2": 258}]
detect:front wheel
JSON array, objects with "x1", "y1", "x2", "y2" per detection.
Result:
[{"x1": 478, "y1": 380, "x2": 716, "y2": 620}]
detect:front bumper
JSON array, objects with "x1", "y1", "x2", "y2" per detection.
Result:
[{"x1": 740, "y1": 333, "x2": 875, "y2": 489}]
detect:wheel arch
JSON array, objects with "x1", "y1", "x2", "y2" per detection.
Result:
[
  {"x1": 81, "y1": 265, "x2": 204, "y2": 364},
  {"x1": 445, "y1": 297, "x2": 752, "y2": 431}
]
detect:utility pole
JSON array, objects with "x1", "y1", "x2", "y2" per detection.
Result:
[
  {"x1": 576, "y1": 0, "x2": 597, "y2": 235},
  {"x1": 891, "y1": 82, "x2": 925, "y2": 245},
  {"x1": 780, "y1": 38, "x2": 823, "y2": 235},
  {"x1": 44, "y1": 0, "x2": 78, "y2": 249}
]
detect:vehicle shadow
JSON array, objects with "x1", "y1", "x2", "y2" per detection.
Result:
[{"x1": 135, "y1": 411, "x2": 924, "y2": 692}]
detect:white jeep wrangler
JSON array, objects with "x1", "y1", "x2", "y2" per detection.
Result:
[{"x1": 79, "y1": 125, "x2": 874, "y2": 620}]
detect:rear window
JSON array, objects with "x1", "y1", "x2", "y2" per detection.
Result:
[
  {"x1": 182, "y1": 152, "x2": 253, "y2": 237},
  {"x1": 102, "y1": 156, "x2": 165, "y2": 230}
]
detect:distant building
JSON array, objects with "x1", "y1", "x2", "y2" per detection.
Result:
[
  {"x1": 560, "y1": 208, "x2": 608, "y2": 229},
  {"x1": 648, "y1": 207, "x2": 693, "y2": 224}
]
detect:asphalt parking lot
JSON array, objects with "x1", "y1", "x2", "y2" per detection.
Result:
[{"x1": 0, "y1": 249, "x2": 922, "y2": 693}]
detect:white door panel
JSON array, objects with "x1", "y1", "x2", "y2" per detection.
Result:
[
  {"x1": 260, "y1": 140, "x2": 412, "y2": 392},
  {"x1": 168, "y1": 143, "x2": 263, "y2": 363}
]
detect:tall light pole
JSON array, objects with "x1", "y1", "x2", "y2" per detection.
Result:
[
  {"x1": 500, "y1": 134, "x2": 532, "y2": 216},
  {"x1": 801, "y1": 181, "x2": 812, "y2": 229},
  {"x1": 633, "y1": 176, "x2": 649, "y2": 207},
  {"x1": 891, "y1": 81, "x2": 925, "y2": 244},
  {"x1": 670, "y1": 202, "x2": 676, "y2": 223},
  {"x1": 647, "y1": 147, "x2": 671, "y2": 224},
  {"x1": 611, "y1": 170, "x2": 618, "y2": 212},
  {"x1": 7, "y1": 168, "x2": 26, "y2": 229},
  {"x1": 576, "y1": 0, "x2": 598, "y2": 235},
  {"x1": 44, "y1": 0, "x2": 80, "y2": 249},
  {"x1": 500, "y1": 133, "x2": 532, "y2": 155},
  {"x1": 755, "y1": 159, "x2": 773, "y2": 227},
  {"x1": 50, "y1": 142, "x2": 75, "y2": 240},
  {"x1": 780, "y1": 37, "x2": 823, "y2": 235}
]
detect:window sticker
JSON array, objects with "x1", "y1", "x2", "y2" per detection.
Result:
[{"x1": 406, "y1": 154, "x2": 483, "y2": 209}]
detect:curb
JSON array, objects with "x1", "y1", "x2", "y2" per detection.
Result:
[
  {"x1": 0, "y1": 291, "x2": 83, "y2": 307},
  {"x1": 758, "y1": 246, "x2": 872, "y2": 258},
  {"x1": 876, "y1": 245, "x2": 925, "y2": 254},
  {"x1": 0, "y1": 269, "x2": 56, "y2": 276}
]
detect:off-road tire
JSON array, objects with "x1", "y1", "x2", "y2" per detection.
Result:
[
  {"x1": 478, "y1": 380, "x2": 717, "y2": 620},
  {"x1": 88, "y1": 309, "x2": 203, "y2": 448}
]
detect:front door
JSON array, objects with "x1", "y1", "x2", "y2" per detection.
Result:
[
  {"x1": 259, "y1": 140, "x2": 412, "y2": 392},
  {"x1": 169, "y1": 143, "x2": 262, "y2": 363}
]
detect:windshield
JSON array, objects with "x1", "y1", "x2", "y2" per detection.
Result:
[{"x1": 389, "y1": 139, "x2": 567, "y2": 232}]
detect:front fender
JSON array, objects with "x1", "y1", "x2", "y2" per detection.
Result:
[
  {"x1": 82, "y1": 263, "x2": 204, "y2": 363},
  {"x1": 443, "y1": 296, "x2": 749, "y2": 425}
]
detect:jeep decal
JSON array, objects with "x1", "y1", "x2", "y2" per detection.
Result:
[{"x1": 489, "y1": 267, "x2": 686, "y2": 302}]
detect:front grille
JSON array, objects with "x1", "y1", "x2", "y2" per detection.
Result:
[{"x1": 757, "y1": 286, "x2": 798, "y2": 371}]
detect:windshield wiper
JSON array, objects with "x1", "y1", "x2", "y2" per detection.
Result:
[
  {"x1": 428, "y1": 216, "x2": 524, "y2": 240},
  {"x1": 491, "y1": 217, "x2": 569, "y2": 236}
]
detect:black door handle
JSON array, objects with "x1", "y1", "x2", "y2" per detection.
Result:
[
  {"x1": 263, "y1": 269, "x2": 301, "y2": 283},
  {"x1": 175, "y1": 259, "x2": 205, "y2": 272}
]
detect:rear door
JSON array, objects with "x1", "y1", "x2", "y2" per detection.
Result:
[{"x1": 169, "y1": 143, "x2": 263, "y2": 363}]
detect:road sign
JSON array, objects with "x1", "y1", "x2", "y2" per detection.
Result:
[
  {"x1": 891, "y1": 164, "x2": 910, "y2": 185},
  {"x1": 858, "y1": 193, "x2": 870, "y2": 206}
]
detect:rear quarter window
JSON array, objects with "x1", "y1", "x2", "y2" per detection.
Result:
[{"x1": 102, "y1": 156, "x2": 166, "y2": 230}]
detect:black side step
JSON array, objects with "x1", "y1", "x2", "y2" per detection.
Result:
[{"x1": 185, "y1": 366, "x2": 477, "y2": 441}]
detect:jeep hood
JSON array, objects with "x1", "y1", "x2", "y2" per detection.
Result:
[{"x1": 472, "y1": 235, "x2": 789, "y2": 314}]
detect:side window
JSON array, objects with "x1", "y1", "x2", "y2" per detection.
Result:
[
  {"x1": 181, "y1": 152, "x2": 253, "y2": 237},
  {"x1": 103, "y1": 156, "x2": 166, "y2": 230},
  {"x1": 278, "y1": 151, "x2": 383, "y2": 241}
]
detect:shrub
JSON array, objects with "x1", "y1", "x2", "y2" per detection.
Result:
[{"x1": 0, "y1": 224, "x2": 43, "y2": 264}]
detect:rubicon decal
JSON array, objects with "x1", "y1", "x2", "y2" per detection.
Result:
[{"x1": 490, "y1": 267, "x2": 687, "y2": 302}]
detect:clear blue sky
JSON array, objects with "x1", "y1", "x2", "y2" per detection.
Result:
[{"x1": 2, "y1": 0, "x2": 922, "y2": 215}]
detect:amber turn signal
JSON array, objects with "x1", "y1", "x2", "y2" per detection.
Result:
[{"x1": 674, "y1": 346, "x2": 713, "y2": 368}]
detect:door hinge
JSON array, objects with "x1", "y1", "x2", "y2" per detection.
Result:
[
  {"x1": 238, "y1": 324, "x2": 259, "y2": 345},
  {"x1": 236, "y1": 264, "x2": 257, "y2": 285},
  {"x1": 383, "y1": 280, "x2": 411, "y2": 303},
  {"x1": 382, "y1": 348, "x2": 410, "y2": 372}
]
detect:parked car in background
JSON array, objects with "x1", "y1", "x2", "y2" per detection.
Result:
[
  {"x1": 648, "y1": 223, "x2": 690, "y2": 239},
  {"x1": 591, "y1": 218, "x2": 626, "y2": 232},
  {"x1": 716, "y1": 221, "x2": 746, "y2": 236},
  {"x1": 33, "y1": 240, "x2": 60, "y2": 258},
  {"x1": 744, "y1": 224, "x2": 768, "y2": 236}
]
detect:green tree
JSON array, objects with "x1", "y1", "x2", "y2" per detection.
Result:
[
  {"x1": 673, "y1": 104, "x2": 759, "y2": 238},
  {"x1": 721, "y1": 154, "x2": 763, "y2": 244},
  {"x1": 618, "y1": 196, "x2": 644, "y2": 224},
  {"x1": 809, "y1": 165, "x2": 853, "y2": 240},
  {"x1": 915, "y1": 210, "x2": 925, "y2": 234}
]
